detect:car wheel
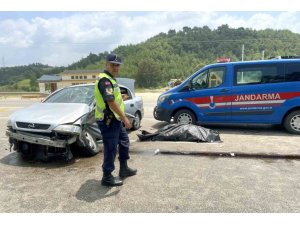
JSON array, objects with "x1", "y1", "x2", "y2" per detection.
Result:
[
  {"x1": 132, "y1": 112, "x2": 141, "y2": 130},
  {"x1": 81, "y1": 129, "x2": 100, "y2": 156},
  {"x1": 174, "y1": 109, "x2": 196, "y2": 124},
  {"x1": 284, "y1": 110, "x2": 300, "y2": 134}
]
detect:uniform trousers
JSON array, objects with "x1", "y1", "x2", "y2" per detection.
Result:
[{"x1": 97, "y1": 119, "x2": 130, "y2": 173}]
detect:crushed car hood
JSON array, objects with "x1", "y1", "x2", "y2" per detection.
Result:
[{"x1": 10, "y1": 103, "x2": 91, "y2": 130}]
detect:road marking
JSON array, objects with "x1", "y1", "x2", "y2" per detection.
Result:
[
  {"x1": 0, "y1": 106, "x2": 23, "y2": 108},
  {"x1": 0, "y1": 107, "x2": 23, "y2": 111}
]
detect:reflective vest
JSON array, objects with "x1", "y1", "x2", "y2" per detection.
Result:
[{"x1": 94, "y1": 73, "x2": 125, "y2": 121}]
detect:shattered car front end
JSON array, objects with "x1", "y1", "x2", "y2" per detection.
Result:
[{"x1": 6, "y1": 85, "x2": 101, "y2": 161}]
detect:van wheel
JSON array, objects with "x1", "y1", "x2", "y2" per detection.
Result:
[
  {"x1": 174, "y1": 109, "x2": 196, "y2": 124},
  {"x1": 284, "y1": 110, "x2": 300, "y2": 134}
]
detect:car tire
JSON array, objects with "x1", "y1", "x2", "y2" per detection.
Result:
[
  {"x1": 284, "y1": 110, "x2": 300, "y2": 134},
  {"x1": 153, "y1": 106, "x2": 158, "y2": 119},
  {"x1": 81, "y1": 129, "x2": 100, "y2": 156},
  {"x1": 131, "y1": 112, "x2": 141, "y2": 130},
  {"x1": 173, "y1": 109, "x2": 196, "y2": 124}
]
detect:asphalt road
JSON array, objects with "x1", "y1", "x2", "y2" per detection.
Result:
[{"x1": 0, "y1": 96, "x2": 300, "y2": 212}]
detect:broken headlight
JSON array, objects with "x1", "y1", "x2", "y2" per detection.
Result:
[{"x1": 53, "y1": 125, "x2": 81, "y2": 135}]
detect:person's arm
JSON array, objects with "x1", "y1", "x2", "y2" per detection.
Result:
[
  {"x1": 122, "y1": 94, "x2": 129, "y2": 101},
  {"x1": 107, "y1": 100, "x2": 132, "y2": 129}
]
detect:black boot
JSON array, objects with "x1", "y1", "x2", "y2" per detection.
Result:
[
  {"x1": 101, "y1": 172, "x2": 123, "y2": 186},
  {"x1": 119, "y1": 160, "x2": 137, "y2": 178}
]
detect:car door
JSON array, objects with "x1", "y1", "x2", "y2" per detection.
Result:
[{"x1": 120, "y1": 86, "x2": 136, "y2": 117}]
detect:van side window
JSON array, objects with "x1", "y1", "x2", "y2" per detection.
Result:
[
  {"x1": 191, "y1": 67, "x2": 226, "y2": 90},
  {"x1": 235, "y1": 64, "x2": 284, "y2": 85},
  {"x1": 285, "y1": 63, "x2": 300, "y2": 82}
]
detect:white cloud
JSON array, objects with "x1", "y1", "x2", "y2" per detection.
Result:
[
  {"x1": 0, "y1": 18, "x2": 36, "y2": 47},
  {"x1": 1, "y1": 11, "x2": 300, "y2": 66}
]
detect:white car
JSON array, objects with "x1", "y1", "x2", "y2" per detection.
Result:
[{"x1": 6, "y1": 83, "x2": 143, "y2": 161}]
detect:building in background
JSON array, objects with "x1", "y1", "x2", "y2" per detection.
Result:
[
  {"x1": 37, "y1": 70, "x2": 134, "y2": 93},
  {"x1": 38, "y1": 70, "x2": 101, "y2": 93}
]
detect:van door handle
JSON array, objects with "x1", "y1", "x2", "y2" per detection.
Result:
[
  {"x1": 130, "y1": 104, "x2": 134, "y2": 107},
  {"x1": 220, "y1": 88, "x2": 230, "y2": 93}
]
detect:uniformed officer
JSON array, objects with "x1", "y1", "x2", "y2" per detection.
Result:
[{"x1": 95, "y1": 53, "x2": 137, "y2": 186}]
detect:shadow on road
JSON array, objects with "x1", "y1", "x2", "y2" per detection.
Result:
[
  {"x1": 0, "y1": 151, "x2": 75, "y2": 168},
  {"x1": 76, "y1": 179, "x2": 120, "y2": 202},
  {"x1": 151, "y1": 121, "x2": 169, "y2": 130},
  {"x1": 204, "y1": 124, "x2": 292, "y2": 136}
]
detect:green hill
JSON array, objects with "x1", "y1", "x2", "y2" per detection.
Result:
[
  {"x1": 0, "y1": 63, "x2": 65, "y2": 91},
  {"x1": 65, "y1": 25, "x2": 300, "y2": 88},
  {"x1": 1, "y1": 24, "x2": 300, "y2": 90}
]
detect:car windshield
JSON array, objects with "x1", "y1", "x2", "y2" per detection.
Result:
[{"x1": 44, "y1": 85, "x2": 95, "y2": 105}]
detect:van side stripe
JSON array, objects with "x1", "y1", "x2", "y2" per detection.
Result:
[
  {"x1": 185, "y1": 92, "x2": 300, "y2": 106},
  {"x1": 232, "y1": 100, "x2": 285, "y2": 105}
]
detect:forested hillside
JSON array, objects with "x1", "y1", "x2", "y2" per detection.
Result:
[
  {"x1": 0, "y1": 63, "x2": 65, "y2": 91},
  {"x1": 1, "y1": 24, "x2": 300, "y2": 90},
  {"x1": 113, "y1": 25, "x2": 300, "y2": 88}
]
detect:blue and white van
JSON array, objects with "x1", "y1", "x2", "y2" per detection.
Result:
[{"x1": 153, "y1": 58, "x2": 300, "y2": 134}]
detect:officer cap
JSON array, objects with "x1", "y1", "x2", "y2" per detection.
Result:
[{"x1": 106, "y1": 53, "x2": 122, "y2": 65}]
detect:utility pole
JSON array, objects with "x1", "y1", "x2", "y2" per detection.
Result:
[
  {"x1": 262, "y1": 50, "x2": 265, "y2": 60},
  {"x1": 242, "y1": 44, "x2": 244, "y2": 61},
  {"x1": 241, "y1": 45, "x2": 244, "y2": 82}
]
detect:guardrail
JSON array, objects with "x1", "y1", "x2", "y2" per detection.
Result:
[{"x1": 0, "y1": 92, "x2": 49, "y2": 99}]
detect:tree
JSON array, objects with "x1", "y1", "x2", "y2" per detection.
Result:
[
  {"x1": 136, "y1": 59, "x2": 161, "y2": 88},
  {"x1": 29, "y1": 75, "x2": 37, "y2": 88}
]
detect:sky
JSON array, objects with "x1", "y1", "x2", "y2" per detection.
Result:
[{"x1": 1, "y1": 0, "x2": 300, "y2": 67}]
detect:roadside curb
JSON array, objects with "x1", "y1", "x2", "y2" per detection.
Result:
[
  {"x1": 154, "y1": 150, "x2": 300, "y2": 159},
  {"x1": 129, "y1": 141, "x2": 300, "y2": 160}
]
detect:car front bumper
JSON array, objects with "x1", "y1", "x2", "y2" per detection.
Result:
[
  {"x1": 6, "y1": 130, "x2": 77, "y2": 148},
  {"x1": 153, "y1": 106, "x2": 172, "y2": 122}
]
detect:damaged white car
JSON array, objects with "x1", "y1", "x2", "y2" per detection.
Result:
[{"x1": 6, "y1": 82, "x2": 143, "y2": 161}]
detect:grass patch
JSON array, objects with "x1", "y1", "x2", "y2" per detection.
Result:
[
  {"x1": 18, "y1": 79, "x2": 30, "y2": 88},
  {"x1": 0, "y1": 79, "x2": 38, "y2": 91}
]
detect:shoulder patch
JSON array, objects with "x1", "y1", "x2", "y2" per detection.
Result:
[{"x1": 105, "y1": 87, "x2": 113, "y2": 95}]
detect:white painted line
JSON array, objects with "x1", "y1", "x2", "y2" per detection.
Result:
[{"x1": 0, "y1": 107, "x2": 23, "y2": 109}]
